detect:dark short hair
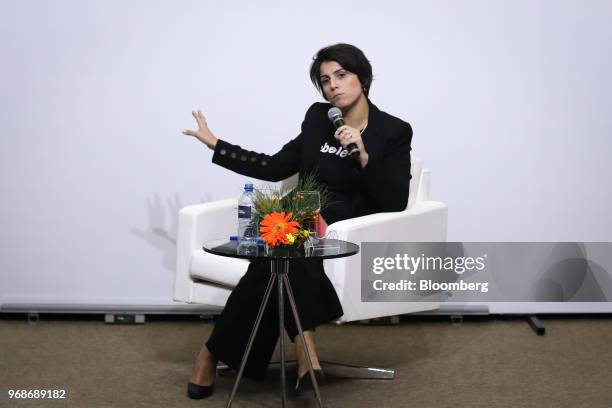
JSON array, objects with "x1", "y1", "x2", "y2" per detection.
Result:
[{"x1": 309, "y1": 43, "x2": 373, "y2": 100}]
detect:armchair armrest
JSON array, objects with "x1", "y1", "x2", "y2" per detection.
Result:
[
  {"x1": 173, "y1": 198, "x2": 237, "y2": 302},
  {"x1": 327, "y1": 200, "x2": 448, "y2": 242},
  {"x1": 323, "y1": 201, "x2": 448, "y2": 322}
]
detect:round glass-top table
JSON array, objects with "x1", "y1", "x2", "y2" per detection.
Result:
[
  {"x1": 202, "y1": 238, "x2": 360, "y2": 408},
  {"x1": 203, "y1": 238, "x2": 359, "y2": 261}
]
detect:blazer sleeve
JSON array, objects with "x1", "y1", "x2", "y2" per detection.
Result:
[
  {"x1": 210, "y1": 105, "x2": 317, "y2": 182},
  {"x1": 357, "y1": 122, "x2": 412, "y2": 212}
]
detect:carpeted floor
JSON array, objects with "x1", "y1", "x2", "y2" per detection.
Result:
[{"x1": 0, "y1": 315, "x2": 611, "y2": 408}]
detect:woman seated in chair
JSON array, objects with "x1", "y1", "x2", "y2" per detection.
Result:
[{"x1": 181, "y1": 43, "x2": 412, "y2": 399}]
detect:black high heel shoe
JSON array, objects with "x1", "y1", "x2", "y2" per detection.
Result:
[
  {"x1": 294, "y1": 369, "x2": 326, "y2": 397},
  {"x1": 187, "y1": 381, "x2": 215, "y2": 399}
]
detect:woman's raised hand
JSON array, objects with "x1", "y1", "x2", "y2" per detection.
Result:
[{"x1": 182, "y1": 110, "x2": 218, "y2": 150}]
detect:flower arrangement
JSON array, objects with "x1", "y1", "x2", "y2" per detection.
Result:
[
  {"x1": 252, "y1": 174, "x2": 330, "y2": 249},
  {"x1": 259, "y1": 211, "x2": 303, "y2": 247}
]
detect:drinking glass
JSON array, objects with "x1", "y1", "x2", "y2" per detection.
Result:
[{"x1": 295, "y1": 190, "x2": 321, "y2": 241}]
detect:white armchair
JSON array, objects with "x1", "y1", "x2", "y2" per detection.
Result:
[{"x1": 173, "y1": 158, "x2": 447, "y2": 321}]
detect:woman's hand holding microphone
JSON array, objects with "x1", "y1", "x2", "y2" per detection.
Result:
[
  {"x1": 182, "y1": 110, "x2": 218, "y2": 150},
  {"x1": 334, "y1": 125, "x2": 369, "y2": 168}
]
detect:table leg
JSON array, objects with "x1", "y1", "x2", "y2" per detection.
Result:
[
  {"x1": 226, "y1": 271, "x2": 276, "y2": 408},
  {"x1": 283, "y1": 261, "x2": 324, "y2": 408},
  {"x1": 276, "y1": 260, "x2": 287, "y2": 407}
]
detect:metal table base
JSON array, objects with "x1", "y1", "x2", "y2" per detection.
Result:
[
  {"x1": 222, "y1": 258, "x2": 395, "y2": 407},
  {"x1": 225, "y1": 259, "x2": 322, "y2": 408}
]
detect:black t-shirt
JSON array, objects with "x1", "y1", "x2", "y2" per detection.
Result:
[{"x1": 314, "y1": 128, "x2": 369, "y2": 224}]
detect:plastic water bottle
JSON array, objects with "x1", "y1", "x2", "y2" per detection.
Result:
[{"x1": 237, "y1": 183, "x2": 258, "y2": 256}]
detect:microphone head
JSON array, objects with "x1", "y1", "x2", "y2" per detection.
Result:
[{"x1": 327, "y1": 107, "x2": 343, "y2": 122}]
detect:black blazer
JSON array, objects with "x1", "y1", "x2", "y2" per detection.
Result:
[{"x1": 212, "y1": 99, "x2": 412, "y2": 223}]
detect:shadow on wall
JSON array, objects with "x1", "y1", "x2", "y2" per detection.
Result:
[{"x1": 130, "y1": 192, "x2": 214, "y2": 273}]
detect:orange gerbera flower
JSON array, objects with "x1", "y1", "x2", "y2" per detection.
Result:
[{"x1": 260, "y1": 212, "x2": 299, "y2": 247}]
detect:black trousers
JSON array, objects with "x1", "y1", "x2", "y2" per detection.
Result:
[{"x1": 206, "y1": 258, "x2": 343, "y2": 381}]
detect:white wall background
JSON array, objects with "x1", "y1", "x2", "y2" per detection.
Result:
[{"x1": 1, "y1": 0, "x2": 611, "y2": 311}]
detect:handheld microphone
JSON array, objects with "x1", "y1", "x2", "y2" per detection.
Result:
[{"x1": 327, "y1": 107, "x2": 360, "y2": 158}]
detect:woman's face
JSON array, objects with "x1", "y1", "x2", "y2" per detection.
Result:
[{"x1": 319, "y1": 60, "x2": 364, "y2": 109}]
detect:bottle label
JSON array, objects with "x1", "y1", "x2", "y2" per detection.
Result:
[{"x1": 238, "y1": 205, "x2": 252, "y2": 219}]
